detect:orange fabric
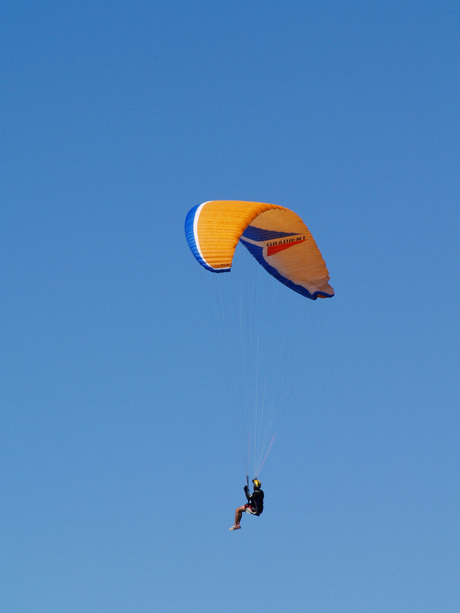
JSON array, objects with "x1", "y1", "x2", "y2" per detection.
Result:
[{"x1": 196, "y1": 201, "x2": 285, "y2": 270}]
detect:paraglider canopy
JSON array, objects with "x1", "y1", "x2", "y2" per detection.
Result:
[{"x1": 185, "y1": 200, "x2": 334, "y2": 300}]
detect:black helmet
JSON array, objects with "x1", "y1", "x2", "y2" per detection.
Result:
[{"x1": 252, "y1": 479, "x2": 261, "y2": 489}]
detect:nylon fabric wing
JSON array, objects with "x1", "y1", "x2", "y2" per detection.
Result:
[{"x1": 185, "y1": 200, "x2": 334, "y2": 300}]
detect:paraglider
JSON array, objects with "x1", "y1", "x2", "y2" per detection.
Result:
[
  {"x1": 185, "y1": 200, "x2": 334, "y2": 530},
  {"x1": 229, "y1": 478, "x2": 264, "y2": 531}
]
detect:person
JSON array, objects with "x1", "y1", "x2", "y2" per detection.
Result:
[{"x1": 229, "y1": 479, "x2": 264, "y2": 530}]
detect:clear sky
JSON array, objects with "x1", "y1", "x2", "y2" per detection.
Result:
[{"x1": 2, "y1": 2, "x2": 459, "y2": 611}]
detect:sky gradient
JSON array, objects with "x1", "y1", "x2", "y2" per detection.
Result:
[{"x1": 2, "y1": 2, "x2": 460, "y2": 611}]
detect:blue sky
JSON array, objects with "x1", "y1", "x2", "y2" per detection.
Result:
[{"x1": 2, "y1": 2, "x2": 459, "y2": 611}]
